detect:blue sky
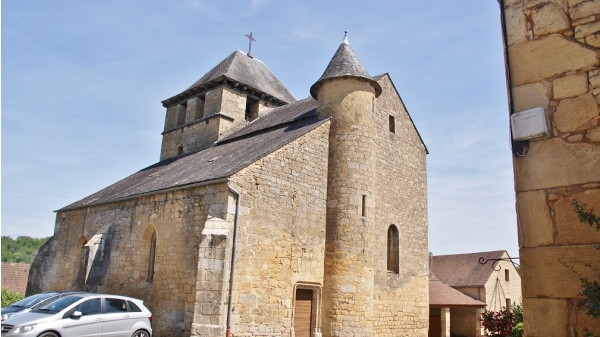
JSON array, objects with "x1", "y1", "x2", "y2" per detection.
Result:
[{"x1": 2, "y1": 0, "x2": 519, "y2": 258}]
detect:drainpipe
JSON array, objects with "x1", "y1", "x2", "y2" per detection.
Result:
[
  {"x1": 497, "y1": 0, "x2": 528, "y2": 156},
  {"x1": 226, "y1": 181, "x2": 241, "y2": 337},
  {"x1": 497, "y1": 0, "x2": 514, "y2": 116}
]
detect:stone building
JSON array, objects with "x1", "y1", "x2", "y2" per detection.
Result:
[
  {"x1": 428, "y1": 273, "x2": 485, "y2": 337},
  {"x1": 500, "y1": 0, "x2": 600, "y2": 336},
  {"x1": 430, "y1": 250, "x2": 521, "y2": 337},
  {"x1": 27, "y1": 35, "x2": 429, "y2": 337}
]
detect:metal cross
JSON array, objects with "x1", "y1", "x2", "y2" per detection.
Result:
[{"x1": 245, "y1": 31, "x2": 256, "y2": 57}]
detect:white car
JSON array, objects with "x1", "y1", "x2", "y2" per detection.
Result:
[{"x1": 0, "y1": 293, "x2": 152, "y2": 337}]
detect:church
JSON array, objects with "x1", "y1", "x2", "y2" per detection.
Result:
[{"x1": 28, "y1": 34, "x2": 429, "y2": 337}]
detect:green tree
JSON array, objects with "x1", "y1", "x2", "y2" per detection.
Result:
[{"x1": 1, "y1": 236, "x2": 50, "y2": 263}]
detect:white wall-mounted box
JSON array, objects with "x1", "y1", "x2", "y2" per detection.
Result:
[{"x1": 510, "y1": 107, "x2": 548, "y2": 141}]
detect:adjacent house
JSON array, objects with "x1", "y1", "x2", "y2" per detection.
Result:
[
  {"x1": 1, "y1": 262, "x2": 30, "y2": 294},
  {"x1": 431, "y1": 250, "x2": 522, "y2": 312},
  {"x1": 429, "y1": 272, "x2": 485, "y2": 337}
]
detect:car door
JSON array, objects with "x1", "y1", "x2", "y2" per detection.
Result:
[
  {"x1": 100, "y1": 297, "x2": 135, "y2": 337},
  {"x1": 64, "y1": 298, "x2": 103, "y2": 337}
]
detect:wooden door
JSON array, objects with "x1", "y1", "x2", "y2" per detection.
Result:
[
  {"x1": 429, "y1": 314, "x2": 441, "y2": 337},
  {"x1": 294, "y1": 289, "x2": 313, "y2": 337}
]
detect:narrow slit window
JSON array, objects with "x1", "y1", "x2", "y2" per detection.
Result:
[
  {"x1": 389, "y1": 115, "x2": 396, "y2": 133},
  {"x1": 361, "y1": 195, "x2": 367, "y2": 217},
  {"x1": 505, "y1": 269, "x2": 510, "y2": 281},
  {"x1": 147, "y1": 231, "x2": 156, "y2": 282}
]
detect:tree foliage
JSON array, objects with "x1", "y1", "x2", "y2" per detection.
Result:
[
  {"x1": 1, "y1": 236, "x2": 49, "y2": 263},
  {"x1": 1, "y1": 289, "x2": 24, "y2": 307},
  {"x1": 573, "y1": 199, "x2": 600, "y2": 336}
]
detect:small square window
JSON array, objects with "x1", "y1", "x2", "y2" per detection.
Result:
[{"x1": 389, "y1": 115, "x2": 396, "y2": 133}]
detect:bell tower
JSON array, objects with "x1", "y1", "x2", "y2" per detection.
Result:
[
  {"x1": 159, "y1": 50, "x2": 296, "y2": 161},
  {"x1": 310, "y1": 33, "x2": 382, "y2": 337}
]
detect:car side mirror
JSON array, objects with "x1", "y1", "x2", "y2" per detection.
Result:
[{"x1": 71, "y1": 311, "x2": 83, "y2": 319}]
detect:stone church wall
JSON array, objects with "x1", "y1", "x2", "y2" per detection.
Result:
[
  {"x1": 503, "y1": 0, "x2": 600, "y2": 335},
  {"x1": 371, "y1": 75, "x2": 429, "y2": 336},
  {"x1": 29, "y1": 184, "x2": 230, "y2": 337},
  {"x1": 223, "y1": 122, "x2": 330, "y2": 337}
]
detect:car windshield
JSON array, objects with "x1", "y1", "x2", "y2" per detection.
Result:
[
  {"x1": 31, "y1": 295, "x2": 84, "y2": 314},
  {"x1": 9, "y1": 293, "x2": 58, "y2": 308}
]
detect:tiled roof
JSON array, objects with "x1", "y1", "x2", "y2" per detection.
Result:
[
  {"x1": 59, "y1": 98, "x2": 327, "y2": 211},
  {"x1": 429, "y1": 273, "x2": 486, "y2": 307},
  {"x1": 310, "y1": 35, "x2": 382, "y2": 99},
  {"x1": 163, "y1": 50, "x2": 296, "y2": 106},
  {"x1": 430, "y1": 250, "x2": 508, "y2": 287},
  {"x1": 1, "y1": 262, "x2": 30, "y2": 293}
]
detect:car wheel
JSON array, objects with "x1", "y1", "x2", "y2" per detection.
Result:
[
  {"x1": 37, "y1": 332, "x2": 59, "y2": 337},
  {"x1": 131, "y1": 329, "x2": 150, "y2": 337}
]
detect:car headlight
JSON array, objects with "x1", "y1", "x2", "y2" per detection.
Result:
[
  {"x1": 1, "y1": 313, "x2": 10, "y2": 321},
  {"x1": 13, "y1": 324, "x2": 37, "y2": 333}
]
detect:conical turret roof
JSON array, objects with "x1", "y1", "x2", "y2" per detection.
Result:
[{"x1": 310, "y1": 34, "x2": 382, "y2": 99}]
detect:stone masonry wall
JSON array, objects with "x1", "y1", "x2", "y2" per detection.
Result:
[
  {"x1": 504, "y1": 0, "x2": 600, "y2": 335},
  {"x1": 161, "y1": 86, "x2": 255, "y2": 161},
  {"x1": 316, "y1": 78, "x2": 382, "y2": 337},
  {"x1": 371, "y1": 75, "x2": 429, "y2": 336},
  {"x1": 30, "y1": 184, "x2": 229, "y2": 337},
  {"x1": 223, "y1": 122, "x2": 330, "y2": 337}
]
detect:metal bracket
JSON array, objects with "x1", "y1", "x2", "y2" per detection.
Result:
[{"x1": 479, "y1": 257, "x2": 520, "y2": 271}]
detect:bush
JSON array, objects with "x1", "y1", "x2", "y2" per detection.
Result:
[
  {"x1": 1, "y1": 289, "x2": 24, "y2": 307},
  {"x1": 480, "y1": 306, "x2": 520, "y2": 337}
]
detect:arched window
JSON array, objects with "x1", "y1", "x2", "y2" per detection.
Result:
[
  {"x1": 75, "y1": 235, "x2": 89, "y2": 288},
  {"x1": 387, "y1": 225, "x2": 399, "y2": 273},
  {"x1": 139, "y1": 226, "x2": 157, "y2": 283},
  {"x1": 147, "y1": 230, "x2": 156, "y2": 282}
]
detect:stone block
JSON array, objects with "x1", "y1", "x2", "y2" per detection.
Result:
[
  {"x1": 532, "y1": 3, "x2": 571, "y2": 36},
  {"x1": 514, "y1": 138, "x2": 600, "y2": 191},
  {"x1": 513, "y1": 82, "x2": 551, "y2": 111},
  {"x1": 553, "y1": 74, "x2": 588, "y2": 99},
  {"x1": 587, "y1": 125, "x2": 600, "y2": 140},
  {"x1": 520, "y1": 245, "x2": 600, "y2": 297},
  {"x1": 570, "y1": 0, "x2": 590, "y2": 6},
  {"x1": 506, "y1": 4, "x2": 531, "y2": 45},
  {"x1": 509, "y1": 34, "x2": 599, "y2": 86},
  {"x1": 522, "y1": 297, "x2": 568, "y2": 336},
  {"x1": 554, "y1": 93, "x2": 599, "y2": 133},
  {"x1": 575, "y1": 19, "x2": 600, "y2": 39},
  {"x1": 516, "y1": 190, "x2": 554, "y2": 247},
  {"x1": 570, "y1": 0, "x2": 600, "y2": 20},
  {"x1": 554, "y1": 189, "x2": 600, "y2": 244},
  {"x1": 586, "y1": 31, "x2": 600, "y2": 47}
]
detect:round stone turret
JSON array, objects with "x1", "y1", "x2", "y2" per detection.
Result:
[{"x1": 314, "y1": 33, "x2": 380, "y2": 337}]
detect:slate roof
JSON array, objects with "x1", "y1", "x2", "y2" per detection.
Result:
[
  {"x1": 430, "y1": 250, "x2": 508, "y2": 288},
  {"x1": 1, "y1": 262, "x2": 30, "y2": 293},
  {"x1": 310, "y1": 35, "x2": 382, "y2": 99},
  {"x1": 429, "y1": 273, "x2": 486, "y2": 307},
  {"x1": 162, "y1": 50, "x2": 296, "y2": 107},
  {"x1": 59, "y1": 98, "x2": 326, "y2": 211}
]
